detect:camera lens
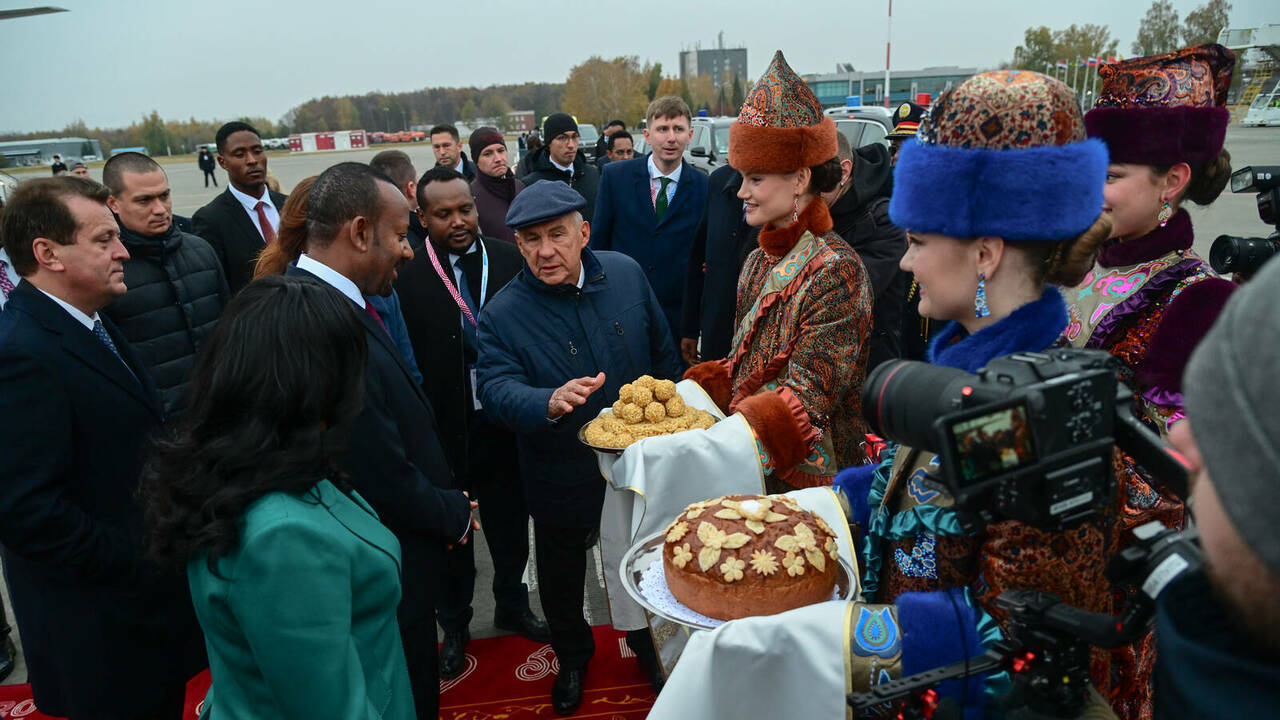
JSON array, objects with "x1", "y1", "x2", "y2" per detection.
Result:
[
  {"x1": 862, "y1": 360, "x2": 973, "y2": 452},
  {"x1": 1210, "y1": 234, "x2": 1280, "y2": 275}
]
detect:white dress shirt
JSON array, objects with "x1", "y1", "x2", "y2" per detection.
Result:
[
  {"x1": 446, "y1": 240, "x2": 480, "y2": 295},
  {"x1": 296, "y1": 253, "x2": 364, "y2": 307},
  {"x1": 648, "y1": 155, "x2": 682, "y2": 208},
  {"x1": 550, "y1": 157, "x2": 574, "y2": 176},
  {"x1": 228, "y1": 183, "x2": 281, "y2": 241},
  {"x1": 0, "y1": 248, "x2": 21, "y2": 310},
  {"x1": 36, "y1": 287, "x2": 99, "y2": 330}
]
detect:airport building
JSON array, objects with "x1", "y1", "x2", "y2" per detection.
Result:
[
  {"x1": 805, "y1": 65, "x2": 978, "y2": 108},
  {"x1": 0, "y1": 137, "x2": 104, "y2": 167},
  {"x1": 680, "y1": 37, "x2": 748, "y2": 88}
]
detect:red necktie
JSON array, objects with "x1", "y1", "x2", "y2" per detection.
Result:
[
  {"x1": 254, "y1": 201, "x2": 276, "y2": 244},
  {"x1": 364, "y1": 301, "x2": 390, "y2": 336}
]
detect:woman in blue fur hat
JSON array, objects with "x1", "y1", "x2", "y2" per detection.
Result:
[{"x1": 834, "y1": 70, "x2": 1139, "y2": 717}]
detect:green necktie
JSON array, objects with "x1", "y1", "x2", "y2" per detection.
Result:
[{"x1": 655, "y1": 177, "x2": 672, "y2": 221}]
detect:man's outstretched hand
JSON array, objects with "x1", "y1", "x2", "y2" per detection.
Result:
[{"x1": 548, "y1": 372, "x2": 606, "y2": 419}]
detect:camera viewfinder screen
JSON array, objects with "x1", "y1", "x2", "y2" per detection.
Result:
[{"x1": 950, "y1": 403, "x2": 1037, "y2": 485}]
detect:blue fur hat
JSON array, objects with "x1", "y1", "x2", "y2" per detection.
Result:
[{"x1": 890, "y1": 70, "x2": 1108, "y2": 242}]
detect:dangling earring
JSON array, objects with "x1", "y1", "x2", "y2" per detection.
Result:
[
  {"x1": 974, "y1": 272, "x2": 991, "y2": 318},
  {"x1": 792, "y1": 195, "x2": 800, "y2": 224},
  {"x1": 1157, "y1": 200, "x2": 1173, "y2": 228}
]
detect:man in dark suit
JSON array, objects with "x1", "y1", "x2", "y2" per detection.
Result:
[
  {"x1": 394, "y1": 167, "x2": 549, "y2": 681},
  {"x1": 286, "y1": 161, "x2": 475, "y2": 720},
  {"x1": 192, "y1": 121, "x2": 288, "y2": 294},
  {"x1": 0, "y1": 177, "x2": 205, "y2": 720},
  {"x1": 680, "y1": 163, "x2": 759, "y2": 364},
  {"x1": 591, "y1": 96, "x2": 708, "y2": 352}
]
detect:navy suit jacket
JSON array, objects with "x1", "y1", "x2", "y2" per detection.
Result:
[
  {"x1": 591, "y1": 155, "x2": 708, "y2": 349},
  {"x1": 284, "y1": 266, "x2": 470, "y2": 624},
  {"x1": 0, "y1": 281, "x2": 204, "y2": 717}
]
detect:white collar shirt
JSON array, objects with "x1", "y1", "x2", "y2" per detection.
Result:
[
  {"x1": 296, "y1": 253, "x2": 364, "y2": 307},
  {"x1": 228, "y1": 182, "x2": 280, "y2": 241},
  {"x1": 550, "y1": 157, "x2": 574, "y2": 176},
  {"x1": 648, "y1": 155, "x2": 682, "y2": 209},
  {"x1": 36, "y1": 287, "x2": 98, "y2": 330},
  {"x1": 446, "y1": 239, "x2": 481, "y2": 293}
]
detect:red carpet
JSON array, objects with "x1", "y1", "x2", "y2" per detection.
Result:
[
  {"x1": 440, "y1": 625, "x2": 656, "y2": 719},
  {"x1": 0, "y1": 627, "x2": 653, "y2": 719}
]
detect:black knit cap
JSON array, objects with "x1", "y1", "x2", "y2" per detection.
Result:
[{"x1": 543, "y1": 113, "x2": 578, "y2": 141}]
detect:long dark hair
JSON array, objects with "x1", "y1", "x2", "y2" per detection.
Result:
[{"x1": 141, "y1": 275, "x2": 368, "y2": 572}]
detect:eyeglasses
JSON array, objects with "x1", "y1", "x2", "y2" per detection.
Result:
[{"x1": 554, "y1": 132, "x2": 580, "y2": 143}]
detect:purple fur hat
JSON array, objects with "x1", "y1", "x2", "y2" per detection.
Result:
[{"x1": 1085, "y1": 44, "x2": 1234, "y2": 166}]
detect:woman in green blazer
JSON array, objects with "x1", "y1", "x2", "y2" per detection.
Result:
[{"x1": 141, "y1": 276, "x2": 416, "y2": 719}]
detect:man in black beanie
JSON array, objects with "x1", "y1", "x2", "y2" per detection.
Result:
[
  {"x1": 1158, "y1": 264, "x2": 1279, "y2": 718},
  {"x1": 518, "y1": 112, "x2": 600, "y2": 219}
]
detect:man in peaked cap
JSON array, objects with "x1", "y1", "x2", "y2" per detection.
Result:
[
  {"x1": 886, "y1": 100, "x2": 925, "y2": 166},
  {"x1": 475, "y1": 180, "x2": 681, "y2": 714}
]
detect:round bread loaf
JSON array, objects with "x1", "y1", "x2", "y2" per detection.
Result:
[{"x1": 662, "y1": 494, "x2": 840, "y2": 621}]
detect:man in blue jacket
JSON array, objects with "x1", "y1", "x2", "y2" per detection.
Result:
[
  {"x1": 591, "y1": 97, "x2": 708, "y2": 352},
  {"x1": 477, "y1": 181, "x2": 682, "y2": 715}
]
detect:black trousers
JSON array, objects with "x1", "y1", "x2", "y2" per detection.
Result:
[
  {"x1": 438, "y1": 424, "x2": 533, "y2": 632},
  {"x1": 202, "y1": 169, "x2": 217, "y2": 187},
  {"x1": 400, "y1": 615, "x2": 438, "y2": 720},
  {"x1": 534, "y1": 521, "x2": 596, "y2": 671}
]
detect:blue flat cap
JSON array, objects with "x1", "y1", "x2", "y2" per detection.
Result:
[{"x1": 505, "y1": 180, "x2": 587, "y2": 230}]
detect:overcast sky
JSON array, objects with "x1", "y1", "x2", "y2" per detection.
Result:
[{"x1": 1, "y1": 0, "x2": 1273, "y2": 133}]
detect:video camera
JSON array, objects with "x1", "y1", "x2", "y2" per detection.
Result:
[
  {"x1": 848, "y1": 521, "x2": 1202, "y2": 719},
  {"x1": 1210, "y1": 165, "x2": 1280, "y2": 278},
  {"x1": 861, "y1": 348, "x2": 1188, "y2": 533}
]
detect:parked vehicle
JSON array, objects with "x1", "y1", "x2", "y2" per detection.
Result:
[
  {"x1": 578, "y1": 123, "x2": 600, "y2": 160},
  {"x1": 1242, "y1": 84, "x2": 1280, "y2": 127},
  {"x1": 686, "y1": 116, "x2": 734, "y2": 174},
  {"x1": 834, "y1": 117, "x2": 890, "y2": 150}
]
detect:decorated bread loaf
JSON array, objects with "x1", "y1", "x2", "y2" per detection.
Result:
[{"x1": 662, "y1": 494, "x2": 840, "y2": 621}]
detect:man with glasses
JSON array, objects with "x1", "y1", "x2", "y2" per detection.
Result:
[
  {"x1": 518, "y1": 113, "x2": 600, "y2": 220},
  {"x1": 476, "y1": 181, "x2": 681, "y2": 715}
]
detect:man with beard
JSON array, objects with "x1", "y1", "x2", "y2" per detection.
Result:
[
  {"x1": 467, "y1": 127, "x2": 524, "y2": 244},
  {"x1": 1160, "y1": 263, "x2": 1279, "y2": 718},
  {"x1": 519, "y1": 113, "x2": 600, "y2": 220},
  {"x1": 287, "y1": 162, "x2": 477, "y2": 720},
  {"x1": 193, "y1": 122, "x2": 288, "y2": 294},
  {"x1": 395, "y1": 166, "x2": 548, "y2": 682},
  {"x1": 101, "y1": 152, "x2": 229, "y2": 418}
]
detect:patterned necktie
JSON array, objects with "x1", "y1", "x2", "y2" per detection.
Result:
[
  {"x1": 654, "y1": 177, "x2": 672, "y2": 221},
  {"x1": 93, "y1": 318, "x2": 139, "y2": 385},
  {"x1": 254, "y1": 201, "x2": 277, "y2": 244},
  {"x1": 0, "y1": 259, "x2": 14, "y2": 300}
]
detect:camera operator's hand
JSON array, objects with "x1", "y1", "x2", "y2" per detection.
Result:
[{"x1": 547, "y1": 372, "x2": 605, "y2": 419}]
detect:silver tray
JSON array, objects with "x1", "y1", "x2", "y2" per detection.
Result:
[{"x1": 619, "y1": 531, "x2": 857, "y2": 631}]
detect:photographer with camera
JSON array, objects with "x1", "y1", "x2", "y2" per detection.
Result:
[
  {"x1": 835, "y1": 70, "x2": 1140, "y2": 717},
  {"x1": 1157, "y1": 259, "x2": 1280, "y2": 718}
]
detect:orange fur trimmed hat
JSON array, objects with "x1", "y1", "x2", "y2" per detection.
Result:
[{"x1": 729, "y1": 50, "x2": 837, "y2": 174}]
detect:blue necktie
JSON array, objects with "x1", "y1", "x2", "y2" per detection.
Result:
[
  {"x1": 92, "y1": 319, "x2": 124, "y2": 362},
  {"x1": 455, "y1": 256, "x2": 479, "y2": 353}
]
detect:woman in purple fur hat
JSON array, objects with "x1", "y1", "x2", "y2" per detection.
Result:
[{"x1": 1067, "y1": 44, "x2": 1239, "y2": 719}]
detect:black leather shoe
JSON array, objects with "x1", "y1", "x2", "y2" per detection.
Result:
[
  {"x1": 494, "y1": 608, "x2": 551, "y2": 643},
  {"x1": 439, "y1": 629, "x2": 469, "y2": 680},
  {"x1": 551, "y1": 667, "x2": 585, "y2": 715}
]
